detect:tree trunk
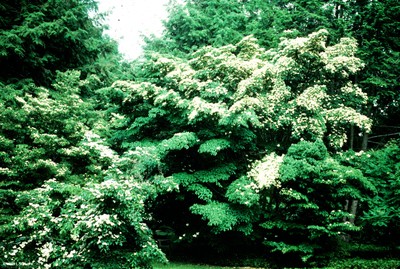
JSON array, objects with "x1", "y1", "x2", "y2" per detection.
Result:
[
  {"x1": 343, "y1": 199, "x2": 349, "y2": 222},
  {"x1": 350, "y1": 124, "x2": 354, "y2": 150},
  {"x1": 361, "y1": 132, "x2": 369, "y2": 151},
  {"x1": 349, "y1": 199, "x2": 359, "y2": 224},
  {"x1": 348, "y1": 132, "x2": 368, "y2": 225}
]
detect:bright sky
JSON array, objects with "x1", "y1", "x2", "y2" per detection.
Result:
[{"x1": 97, "y1": 0, "x2": 170, "y2": 60}]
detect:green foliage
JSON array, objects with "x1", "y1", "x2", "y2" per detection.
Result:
[
  {"x1": 337, "y1": 141, "x2": 400, "y2": 248},
  {"x1": 1, "y1": 176, "x2": 165, "y2": 268},
  {"x1": 190, "y1": 202, "x2": 241, "y2": 232},
  {"x1": 4, "y1": 0, "x2": 398, "y2": 265},
  {"x1": 198, "y1": 139, "x2": 231, "y2": 156},
  {"x1": 260, "y1": 140, "x2": 371, "y2": 264},
  {"x1": 0, "y1": 4, "x2": 126, "y2": 262},
  {"x1": 0, "y1": 0, "x2": 117, "y2": 86},
  {"x1": 147, "y1": 0, "x2": 248, "y2": 54},
  {"x1": 0, "y1": 69, "x2": 167, "y2": 268},
  {"x1": 99, "y1": 30, "x2": 372, "y2": 266},
  {"x1": 150, "y1": 0, "x2": 400, "y2": 149},
  {"x1": 0, "y1": 71, "x2": 99, "y2": 191},
  {"x1": 353, "y1": 0, "x2": 400, "y2": 134},
  {"x1": 226, "y1": 176, "x2": 259, "y2": 207},
  {"x1": 146, "y1": 0, "x2": 352, "y2": 55},
  {"x1": 161, "y1": 132, "x2": 198, "y2": 152}
]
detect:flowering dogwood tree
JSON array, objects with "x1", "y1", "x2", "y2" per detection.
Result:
[
  {"x1": 0, "y1": 71, "x2": 167, "y2": 268},
  {"x1": 101, "y1": 30, "x2": 371, "y2": 263}
]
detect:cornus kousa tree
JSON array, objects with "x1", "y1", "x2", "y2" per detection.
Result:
[
  {"x1": 2, "y1": 166, "x2": 167, "y2": 269},
  {"x1": 100, "y1": 28, "x2": 372, "y2": 263},
  {"x1": 0, "y1": 71, "x2": 167, "y2": 268}
]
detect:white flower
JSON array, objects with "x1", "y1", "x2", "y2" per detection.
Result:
[
  {"x1": 66, "y1": 250, "x2": 77, "y2": 259},
  {"x1": 27, "y1": 218, "x2": 37, "y2": 226},
  {"x1": 40, "y1": 242, "x2": 53, "y2": 260},
  {"x1": 248, "y1": 153, "x2": 284, "y2": 188}
]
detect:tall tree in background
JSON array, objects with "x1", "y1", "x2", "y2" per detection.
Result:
[
  {"x1": 352, "y1": 0, "x2": 400, "y2": 148},
  {"x1": 0, "y1": 0, "x2": 117, "y2": 86},
  {"x1": 144, "y1": 0, "x2": 283, "y2": 55},
  {"x1": 146, "y1": 0, "x2": 353, "y2": 54}
]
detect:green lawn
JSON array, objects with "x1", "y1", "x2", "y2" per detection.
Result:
[
  {"x1": 154, "y1": 259, "x2": 400, "y2": 269},
  {"x1": 153, "y1": 262, "x2": 257, "y2": 269}
]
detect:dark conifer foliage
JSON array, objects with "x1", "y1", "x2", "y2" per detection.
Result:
[{"x1": 0, "y1": 0, "x2": 115, "y2": 85}]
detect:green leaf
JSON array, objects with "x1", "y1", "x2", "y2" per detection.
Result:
[{"x1": 198, "y1": 138, "x2": 231, "y2": 156}]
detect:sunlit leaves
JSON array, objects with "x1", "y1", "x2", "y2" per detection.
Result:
[
  {"x1": 161, "y1": 132, "x2": 198, "y2": 151},
  {"x1": 198, "y1": 138, "x2": 231, "y2": 156},
  {"x1": 190, "y1": 201, "x2": 255, "y2": 233},
  {"x1": 226, "y1": 176, "x2": 260, "y2": 207}
]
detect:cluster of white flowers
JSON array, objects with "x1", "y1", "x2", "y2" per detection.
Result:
[
  {"x1": 111, "y1": 80, "x2": 140, "y2": 94},
  {"x1": 295, "y1": 85, "x2": 327, "y2": 112},
  {"x1": 33, "y1": 159, "x2": 58, "y2": 171},
  {"x1": 339, "y1": 82, "x2": 368, "y2": 104},
  {"x1": 323, "y1": 38, "x2": 364, "y2": 76},
  {"x1": 63, "y1": 249, "x2": 77, "y2": 259},
  {"x1": 0, "y1": 166, "x2": 11, "y2": 175},
  {"x1": 229, "y1": 97, "x2": 263, "y2": 113},
  {"x1": 38, "y1": 242, "x2": 53, "y2": 265},
  {"x1": 157, "y1": 91, "x2": 183, "y2": 109},
  {"x1": 166, "y1": 61, "x2": 196, "y2": 83},
  {"x1": 328, "y1": 129, "x2": 348, "y2": 149},
  {"x1": 235, "y1": 63, "x2": 275, "y2": 99},
  {"x1": 291, "y1": 115, "x2": 326, "y2": 139},
  {"x1": 154, "y1": 57, "x2": 177, "y2": 74},
  {"x1": 83, "y1": 130, "x2": 117, "y2": 161},
  {"x1": 128, "y1": 145, "x2": 160, "y2": 168},
  {"x1": 109, "y1": 112, "x2": 127, "y2": 128},
  {"x1": 324, "y1": 107, "x2": 372, "y2": 132},
  {"x1": 230, "y1": 181, "x2": 260, "y2": 206},
  {"x1": 93, "y1": 214, "x2": 116, "y2": 228},
  {"x1": 248, "y1": 153, "x2": 284, "y2": 189},
  {"x1": 236, "y1": 35, "x2": 266, "y2": 59},
  {"x1": 325, "y1": 56, "x2": 360, "y2": 77},
  {"x1": 201, "y1": 81, "x2": 229, "y2": 99},
  {"x1": 265, "y1": 79, "x2": 291, "y2": 106},
  {"x1": 188, "y1": 96, "x2": 228, "y2": 121}
]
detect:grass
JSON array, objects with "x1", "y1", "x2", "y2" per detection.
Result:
[
  {"x1": 154, "y1": 258, "x2": 400, "y2": 269},
  {"x1": 153, "y1": 262, "x2": 258, "y2": 269}
]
